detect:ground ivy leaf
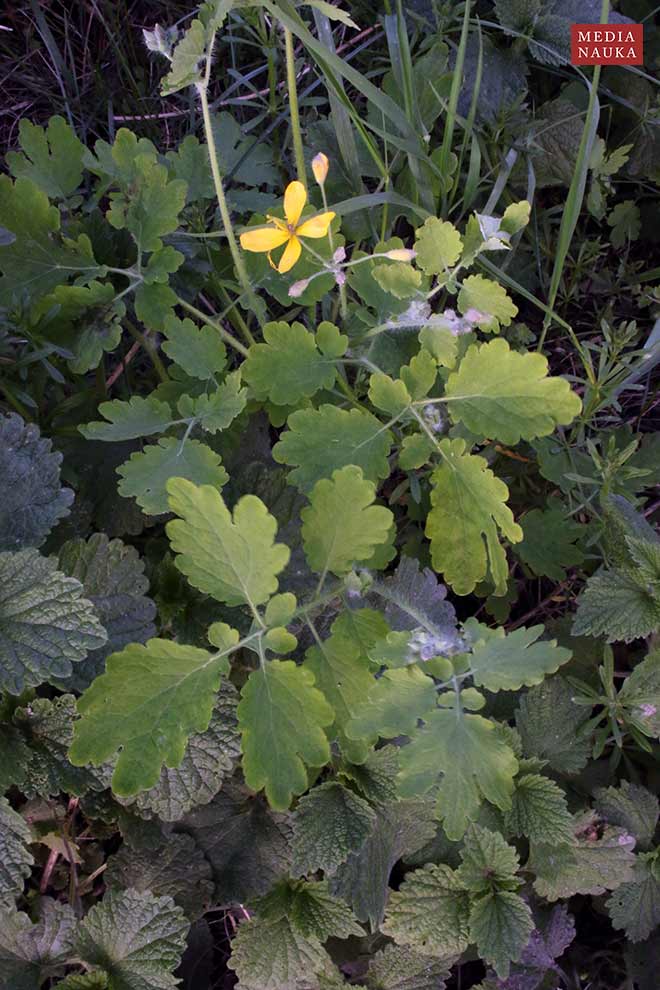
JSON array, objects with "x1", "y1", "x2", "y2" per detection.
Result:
[
  {"x1": 515, "y1": 677, "x2": 591, "y2": 774},
  {"x1": 572, "y1": 567, "x2": 660, "y2": 643},
  {"x1": 467, "y1": 623, "x2": 572, "y2": 691},
  {"x1": 81, "y1": 396, "x2": 173, "y2": 442},
  {"x1": 75, "y1": 889, "x2": 189, "y2": 990},
  {"x1": 339, "y1": 745, "x2": 401, "y2": 805},
  {"x1": 607, "y1": 852, "x2": 660, "y2": 943},
  {"x1": 618, "y1": 651, "x2": 660, "y2": 738},
  {"x1": 330, "y1": 799, "x2": 437, "y2": 928},
  {"x1": 118, "y1": 682, "x2": 240, "y2": 821},
  {"x1": 426, "y1": 438, "x2": 522, "y2": 596},
  {"x1": 166, "y1": 477, "x2": 289, "y2": 607},
  {"x1": 398, "y1": 710, "x2": 519, "y2": 840},
  {"x1": 0, "y1": 724, "x2": 30, "y2": 795},
  {"x1": 56, "y1": 534, "x2": 156, "y2": 691},
  {"x1": 414, "y1": 217, "x2": 463, "y2": 276},
  {"x1": 515, "y1": 504, "x2": 585, "y2": 580},
  {"x1": 0, "y1": 797, "x2": 34, "y2": 906},
  {"x1": 178, "y1": 780, "x2": 293, "y2": 904},
  {"x1": 302, "y1": 466, "x2": 393, "y2": 577},
  {"x1": 457, "y1": 275, "x2": 517, "y2": 331},
  {"x1": 54, "y1": 972, "x2": 109, "y2": 989},
  {"x1": 382, "y1": 863, "x2": 471, "y2": 957},
  {"x1": 7, "y1": 116, "x2": 85, "y2": 199},
  {"x1": 238, "y1": 660, "x2": 334, "y2": 810},
  {"x1": 273, "y1": 405, "x2": 393, "y2": 493},
  {"x1": 594, "y1": 782, "x2": 659, "y2": 852},
  {"x1": 503, "y1": 773, "x2": 574, "y2": 847},
  {"x1": 227, "y1": 915, "x2": 330, "y2": 990},
  {"x1": 69, "y1": 636, "x2": 233, "y2": 797},
  {"x1": 346, "y1": 667, "x2": 438, "y2": 746},
  {"x1": 161, "y1": 315, "x2": 226, "y2": 379},
  {"x1": 0, "y1": 549, "x2": 107, "y2": 695},
  {"x1": 243, "y1": 321, "x2": 338, "y2": 405},
  {"x1": 0, "y1": 899, "x2": 77, "y2": 989},
  {"x1": 292, "y1": 781, "x2": 377, "y2": 877},
  {"x1": 288, "y1": 881, "x2": 364, "y2": 940},
  {"x1": 119, "y1": 439, "x2": 229, "y2": 516},
  {"x1": 457, "y1": 825, "x2": 521, "y2": 894},
  {"x1": 0, "y1": 413, "x2": 73, "y2": 551},
  {"x1": 365, "y1": 943, "x2": 453, "y2": 990},
  {"x1": 106, "y1": 833, "x2": 214, "y2": 921},
  {"x1": 469, "y1": 891, "x2": 533, "y2": 979},
  {"x1": 445, "y1": 339, "x2": 581, "y2": 443}
]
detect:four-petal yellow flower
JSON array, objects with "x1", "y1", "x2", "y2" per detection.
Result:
[{"x1": 239, "y1": 180, "x2": 335, "y2": 274}]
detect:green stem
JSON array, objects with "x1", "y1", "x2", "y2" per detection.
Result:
[
  {"x1": 284, "y1": 26, "x2": 307, "y2": 187},
  {"x1": 176, "y1": 297, "x2": 250, "y2": 358},
  {"x1": 124, "y1": 321, "x2": 169, "y2": 382}
]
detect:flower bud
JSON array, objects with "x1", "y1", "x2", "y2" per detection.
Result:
[
  {"x1": 288, "y1": 278, "x2": 310, "y2": 298},
  {"x1": 311, "y1": 152, "x2": 329, "y2": 186},
  {"x1": 333, "y1": 246, "x2": 346, "y2": 263},
  {"x1": 384, "y1": 248, "x2": 417, "y2": 262}
]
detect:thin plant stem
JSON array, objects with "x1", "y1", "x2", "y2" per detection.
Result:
[
  {"x1": 123, "y1": 321, "x2": 169, "y2": 382},
  {"x1": 284, "y1": 25, "x2": 307, "y2": 187},
  {"x1": 176, "y1": 297, "x2": 250, "y2": 358}
]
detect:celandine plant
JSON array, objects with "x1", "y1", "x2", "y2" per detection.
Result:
[{"x1": 0, "y1": 2, "x2": 658, "y2": 989}]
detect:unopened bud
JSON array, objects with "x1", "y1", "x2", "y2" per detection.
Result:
[
  {"x1": 312, "y1": 152, "x2": 329, "y2": 186},
  {"x1": 333, "y1": 246, "x2": 346, "y2": 263},
  {"x1": 288, "y1": 278, "x2": 310, "y2": 298},
  {"x1": 384, "y1": 248, "x2": 417, "y2": 262}
]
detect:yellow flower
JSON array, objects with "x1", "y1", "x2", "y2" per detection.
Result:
[{"x1": 239, "y1": 180, "x2": 335, "y2": 274}]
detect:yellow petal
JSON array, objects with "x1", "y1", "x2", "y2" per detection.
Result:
[
  {"x1": 296, "y1": 212, "x2": 336, "y2": 239},
  {"x1": 240, "y1": 226, "x2": 290, "y2": 252},
  {"x1": 278, "y1": 235, "x2": 302, "y2": 273},
  {"x1": 283, "y1": 181, "x2": 307, "y2": 228}
]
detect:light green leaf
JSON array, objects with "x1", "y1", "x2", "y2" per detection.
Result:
[
  {"x1": 227, "y1": 916, "x2": 329, "y2": 990},
  {"x1": 165, "y1": 135, "x2": 214, "y2": 201},
  {"x1": 0, "y1": 797, "x2": 33, "y2": 906},
  {"x1": 594, "y1": 782, "x2": 659, "y2": 852},
  {"x1": 573, "y1": 568, "x2": 660, "y2": 644},
  {"x1": 315, "y1": 321, "x2": 348, "y2": 358},
  {"x1": 302, "y1": 466, "x2": 393, "y2": 577},
  {"x1": 134, "y1": 282, "x2": 177, "y2": 328},
  {"x1": 398, "y1": 710, "x2": 519, "y2": 839},
  {"x1": 55, "y1": 972, "x2": 109, "y2": 989},
  {"x1": 425, "y1": 438, "x2": 522, "y2": 596},
  {"x1": 0, "y1": 899, "x2": 77, "y2": 990},
  {"x1": 515, "y1": 677, "x2": 591, "y2": 774},
  {"x1": 515, "y1": 503, "x2": 585, "y2": 580},
  {"x1": 504, "y1": 773, "x2": 574, "y2": 846},
  {"x1": 292, "y1": 781, "x2": 377, "y2": 877},
  {"x1": 107, "y1": 160, "x2": 187, "y2": 253},
  {"x1": 608, "y1": 200, "x2": 641, "y2": 248},
  {"x1": 400, "y1": 349, "x2": 437, "y2": 400},
  {"x1": 607, "y1": 853, "x2": 660, "y2": 943},
  {"x1": 500, "y1": 201, "x2": 531, "y2": 235},
  {"x1": 618, "y1": 652, "x2": 660, "y2": 738},
  {"x1": 287, "y1": 881, "x2": 363, "y2": 940},
  {"x1": 469, "y1": 891, "x2": 533, "y2": 979},
  {"x1": 142, "y1": 246, "x2": 184, "y2": 284},
  {"x1": 365, "y1": 944, "x2": 452, "y2": 990},
  {"x1": 457, "y1": 275, "x2": 517, "y2": 331},
  {"x1": 274, "y1": 405, "x2": 393, "y2": 493},
  {"x1": 69, "y1": 636, "x2": 233, "y2": 796},
  {"x1": 399, "y1": 433, "x2": 434, "y2": 470},
  {"x1": 468, "y1": 623, "x2": 572, "y2": 691},
  {"x1": 373, "y1": 263, "x2": 422, "y2": 299},
  {"x1": 162, "y1": 315, "x2": 227, "y2": 379},
  {"x1": 161, "y1": 19, "x2": 208, "y2": 94},
  {"x1": 530, "y1": 816, "x2": 636, "y2": 901},
  {"x1": 457, "y1": 825, "x2": 521, "y2": 894},
  {"x1": 166, "y1": 477, "x2": 289, "y2": 607},
  {"x1": 243, "y1": 322, "x2": 338, "y2": 405},
  {"x1": 81, "y1": 396, "x2": 173, "y2": 442},
  {"x1": 445, "y1": 339, "x2": 582, "y2": 443},
  {"x1": 238, "y1": 660, "x2": 334, "y2": 810},
  {"x1": 75, "y1": 889, "x2": 188, "y2": 990},
  {"x1": 368, "y1": 373, "x2": 412, "y2": 416},
  {"x1": 382, "y1": 863, "x2": 471, "y2": 957},
  {"x1": 179, "y1": 372, "x2": 247, "y2": 433},
  {"x1": 7, "y1": 116, "x2": 84, "y2": 199},
  {"x1": 118, "y1": 439, "x2": 228, "y2": 516},
  {"x1": 346, "y1": 667, "x2": 438, "y2": 746},
  {"x1": 414, "y1": 218, "x2": 463, "y2": 276},
  {"x1": 0, "y1": 549, "x2": 106, "y2": 695}
]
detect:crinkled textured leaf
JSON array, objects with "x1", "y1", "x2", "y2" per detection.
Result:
[
  {"x1": 273, "y1": 405, "x2": 393, "y2": 493},
  {"x1": 457, "y1": 275, "x2": 517, "y2": 331},
  {"x1": 515, "y1": 505, "x2": 585, "y2": 581},
  {"x1": 167, "y1": 477, "x2": 289, "y2": 606},
  {"x1": 75, "y1": 889, "x2": 188, "y2": 990},
  {"x1": 530, "y1": 818, "x2": 636, "y2": 901},
  {"x1": 414, "y1": 218, "x2": 463, "y2": 276},
  {"x1": 81, "y1": 397, "x2": 173, "y2": 442},
  {"x1": 382, "y1": 863, "x2": 470, "y2": 957},
  {"x1": 56, "y1": 534, "x2": 156, "y2": 691},
  {"x1": 7, "y1": 116, "x2": 84, "y2": 199},
  {"x1": 504, "y1": 774, "x2": 574, "y2": 847},
  {"x1": 119, "y1": 682, "x2": 240, "y2": 820},
  {"x1": 106, "y1": 833, "x2": 213, "y2": 920},
  {"x1": 227, "y1": 915, "x2": 330, "y2": 990},
  {"x1": 572, "y1": 567, "x2": 660, "y2": 643},
  {"x1": 0, "y1": 549, "x2": 107, "y2": 694},
  {"x1": 0, "y1": 176, "x2": 98, "y2": 306},
  {"x1": 469, "y1": 624, "x2": 571, "y2": 692},
  {"x1": 469, "y1": 891, "x2": 533, "y2": 979},
  {"x1": 594, "y1": 782, "x2": 659, "y2": 851},
  {"x1": 515, "y1": 677, "x2": 591, "y2": 774},
  {"x1": 426, "y1": 439, "x2": 522, "y2": 596},
  {"x1": 618, "y1": 652, "x2": 660, "y2": 738},
  {"x1": 55, "y1": 973, "x2": 110, "y2": 989},
  {"x1": 162, "y1": 315, "x2": 226, "y2": 378},
  {"x1": 0, "y1": 413, "x2": 73, "y2": 551},
  {"x1": 398, "y1": 710, "x2": 519, "y2": 840},
  {"x1": 292, "y1": 781, "x2": 377, "y2": 877},
  {"x1": 346, "y1": 667, "x2": 437, "y2": 746},
  {"x1": 607, "y1": 853, "x2": 660, "y2": 943},
  {"x1": 339, "y1": 745, "x2": 401, "y2": 804},
  {"x1": 119, "y1": 439, "x2": 229, "y2": 516},
  {"x1": 446, "y1": 340, "x2": 581, "y2": 444},
  {"x1": 0, "y1": 724, "x2": 30, "y2": 794},
  {"x1": 243, "y1": 321, "x2": 338, "y2": 405},
  {"x1": 0, "y1": 797, "x2": 33, "y2": 906},
  {"x1": 238, "y1": 660, "x2": 334, "y2": 809},
  {"x1": 365, "y1": 943, "x2": 452, "y2": 990},
  {"x1": 286, "y1": 881, "x2": 363, "y2": 940},
  {"x1": 491, "y1": 903, "x2": 576, "y2": 990},
  {"x1": 458, "y1": 826, "x2": 521, "y2": 894},
  {"x1": 330, "y1": 800, "x2": 437, "y2": 928},
  {"x1": 0, "y1": 899, "x2": 77, "y2": 990},
  {"x1": 69, "y1": 636, "x2": 233, "y2": 796},
  {"x1": 179, "y1": 781, "x2": 293, "y2": 903},
  {"x1": 496, "y1": 1, "x2": 633, "y2": 65}
]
